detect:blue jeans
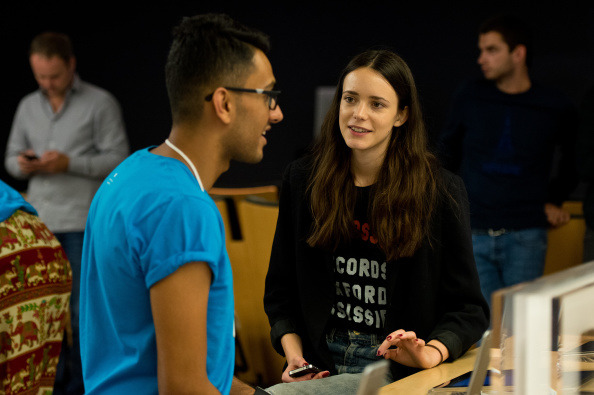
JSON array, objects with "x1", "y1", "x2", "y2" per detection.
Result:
[
  {"x1": 326, "y1": 328, "x2": 384, "y2": 374},
  {"x1": 53, "y1": 231, "x2": 85, "y2": 395},
  {"x1": 472, "y1": 227, "x2": 547, "y2": 306},
  {"x1": 265, "y1": 329, "x2": 389, "y2": 394}
]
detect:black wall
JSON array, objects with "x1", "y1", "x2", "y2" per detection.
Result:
[{"x1": 3, "y1": 2, "x2": 594, "y2": 192}]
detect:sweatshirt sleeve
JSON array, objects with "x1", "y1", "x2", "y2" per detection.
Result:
[
  {"x1": 428, "y1": 173, "x2": 490, "y2": 360},
  {"x1": 263, "y1": 161, "x2": 302, "y2": 356}
]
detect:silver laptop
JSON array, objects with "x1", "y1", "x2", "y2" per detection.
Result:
[
  {"x1": 356, "y1": 359, "x2": 390, "y2": 395},
  {"x1": 428, "y1": 329, "x2": 492, "y2": 395}
]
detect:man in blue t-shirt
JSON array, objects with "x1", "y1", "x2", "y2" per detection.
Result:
[
  {"x1": 79, "y1": 14, "x2": 283, "y2": 394},
  {"x1": 439, "y1": 14, "x2": 578, "y2": 306}
]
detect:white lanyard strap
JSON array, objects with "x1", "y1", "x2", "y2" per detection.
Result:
[{"x1": 165, "y1": 139, "x2": 205, "y2": 192}]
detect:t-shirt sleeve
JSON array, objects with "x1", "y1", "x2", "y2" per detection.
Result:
[{"x1": 132, "y1": 195, "x2": 225, "y2": 289}]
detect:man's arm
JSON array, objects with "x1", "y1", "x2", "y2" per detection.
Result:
[
  {"x1": 5, "y1": 102, "x2": 32, "y2": 179},
  {"x1": 548, "y1": 100, "x2": 580, "y2": 206},
  {"x1": 576, "y1": 88, "x2": 594, "y2": 182},
  {"x1": 545, "y1": 99, "x2": 580, "y2": 227},
  {"x1": 231, "y1": 377, "x2": 257, "y2": 394},
  {"x1": 150, "y1": 261, "x2": 220, "y2": 394},
  {"x1": 438, "y1": 84, "x2": 468, "y2": 173}
]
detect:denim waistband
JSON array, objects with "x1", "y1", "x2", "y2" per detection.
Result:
[
  {"x1": 326, "y1": 327, "x2": 383, "y2": 347},
  {"x1": 472, "y1": 228, "x2": 510, "y2": 237}
]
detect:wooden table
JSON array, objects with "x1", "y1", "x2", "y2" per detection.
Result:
[{"x1": 380, "y1": 348, "x2": 478, "y2": 394}]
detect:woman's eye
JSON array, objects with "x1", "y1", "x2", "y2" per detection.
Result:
[
  {"x1": 372, "y1": 101, "x2": 384, "y2": 108},
  {"x1": 344, "y1": 96, "x2": 355, "y2": 103}
]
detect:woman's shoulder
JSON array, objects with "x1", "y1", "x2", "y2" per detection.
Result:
[
  {"x1": 437, "y1": 167, "x2": 463, "y2": 189},
  {"x1": 434, "y1": 167, "x2": 468, "y2": 208},
  {"x1": 288, "y1": 154, "x2": 314, "y2": 170}
]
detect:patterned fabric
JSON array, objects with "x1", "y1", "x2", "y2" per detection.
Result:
[{"x1": 0, "y1": 210, "x2": 72, "y2": 394}]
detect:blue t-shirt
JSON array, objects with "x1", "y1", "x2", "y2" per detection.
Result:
[{"x1": 80, "y1": 148, "x2": 235, "y2": 394}]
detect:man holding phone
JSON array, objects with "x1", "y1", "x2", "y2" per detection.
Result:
[{"x1": 4, "y1": 31, "x2": 129, "y2": 395}]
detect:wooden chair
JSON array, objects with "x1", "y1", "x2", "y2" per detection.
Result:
[
  {"x1": 212, "y1": 197, "x2": 250, "y2": 374},
  {"x1": 210, "y1": 185, "x2": 279, "y2": 240},
  {"x1": 230, "y1": 196, "x2": 285, "y2": 387},
  {"x1": 213, "y1": 197, "x2": 246, "y2": 256},
  {"x1": 210, "y1": 185, "x2": 279, "y2": 203},
  {"x1": 212, "y1": 190, "x2": 284, "y2": 387},
  {"x1": 543, "y1": 201, "x2": 587, "y2": 275}
]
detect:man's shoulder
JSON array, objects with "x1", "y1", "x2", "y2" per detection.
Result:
[
  {"x1": 93, "y1": 149, "x2": 217, "y2": 219},
  {"x1": 451, "y1": 78, "x2": 496, "y2": 101},
  {"x1": 528, "y1": 81, "x2": 576, "y2": 109},
  {"x1": 17, "y1": 90, "x2": 43, "y2": 107},
  {"x1": 76, "y1": 79, "x2": 120, "y2": 106},
  {"x1": 456, "y1": 77, "x2": 487, "y2": 90},
  {"x1": 103, "y1": 148, "x2": 182, "y2": 189},
  {"x1": 112, "y1": 148, "x2": 213, "y2": 201}
]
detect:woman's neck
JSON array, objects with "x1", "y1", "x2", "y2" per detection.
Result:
[{"x1": 351, "y1": 150, "x2": 384, "y2": 187}]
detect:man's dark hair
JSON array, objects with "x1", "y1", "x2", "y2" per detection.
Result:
[
  {"x1": 479, "y1": 14, "x2": 533, "y2": 67},
  {"x1": 165, "y1": 13, "x2": 270, "y2": 124},
  {"x1": 30, "y1": 32, "x2": 74, "y2": 63}
]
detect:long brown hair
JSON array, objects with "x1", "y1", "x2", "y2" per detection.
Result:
[{"x1": 307, "y1": 50, "x2": 440, "y2": 260}]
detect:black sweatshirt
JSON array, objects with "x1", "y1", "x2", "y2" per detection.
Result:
[
  {"x1": 439, "y1": 79, "x2": 578, "y2": 230},
  {"x1": 264, "y1": 157, "x2": 489, "y2": 381}
]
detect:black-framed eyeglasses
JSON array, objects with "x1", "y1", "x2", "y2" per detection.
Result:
[{"x1": 204, "y1": 87, "x2": 281, "y2": 110}]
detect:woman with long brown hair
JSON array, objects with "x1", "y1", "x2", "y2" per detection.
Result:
[{"x1": 264, "y1": 49, "x2": 489, "y2": 393}]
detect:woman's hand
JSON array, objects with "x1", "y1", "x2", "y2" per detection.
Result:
[
  {"x1": 376, "y1": 329, "x2": 448, "y2": 369},
  {"x1": 281, "y1": 356, "x2": 330, "y2": 383},
  {"x1": 280, "y1": 333, "x2": 330, "y2": 382}
]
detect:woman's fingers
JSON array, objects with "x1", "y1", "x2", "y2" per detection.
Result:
[
  {"x1": 312, "y1": 371, "x2": 331, "y2": 380},
  {"x1": 282, "y1": 361, "x2": 331, "y2": 382},
  {"x1": 282, "y1": 360, "x2": 309, "y2": 382},
  {"x1": 377, "y1": 329, "x2": 418, "y2": 356}
]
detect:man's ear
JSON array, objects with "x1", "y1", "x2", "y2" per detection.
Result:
[
  {"x1": 210, "y1": 88, "x2": 233, "y2": 125},
  {"x1": 512, "y1": 44, "x2": 527, "y2": 64},
  {"x1": 394, "y1": 106, "x2": 409, "y2": 127}
]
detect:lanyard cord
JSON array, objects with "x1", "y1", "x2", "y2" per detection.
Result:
[{"x1": 164, "y1": 139, "x2": 205, "y2": 192}]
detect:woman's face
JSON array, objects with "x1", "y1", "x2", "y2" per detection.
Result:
[{"x1": 339, "y1": 67, "x2": 408, "y2": 159}]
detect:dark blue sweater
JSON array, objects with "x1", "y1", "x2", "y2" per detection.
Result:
[{"x1": 439, "y1": 79, "x2": 578, "y2": 230}]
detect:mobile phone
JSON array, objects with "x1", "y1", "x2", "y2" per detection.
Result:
[
  {"x1": 289, "y1": 364, "x2": 321, "y2": 378},
  {"x1": 23, "y1": 153, "x2": 38, "y2": 160}
]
